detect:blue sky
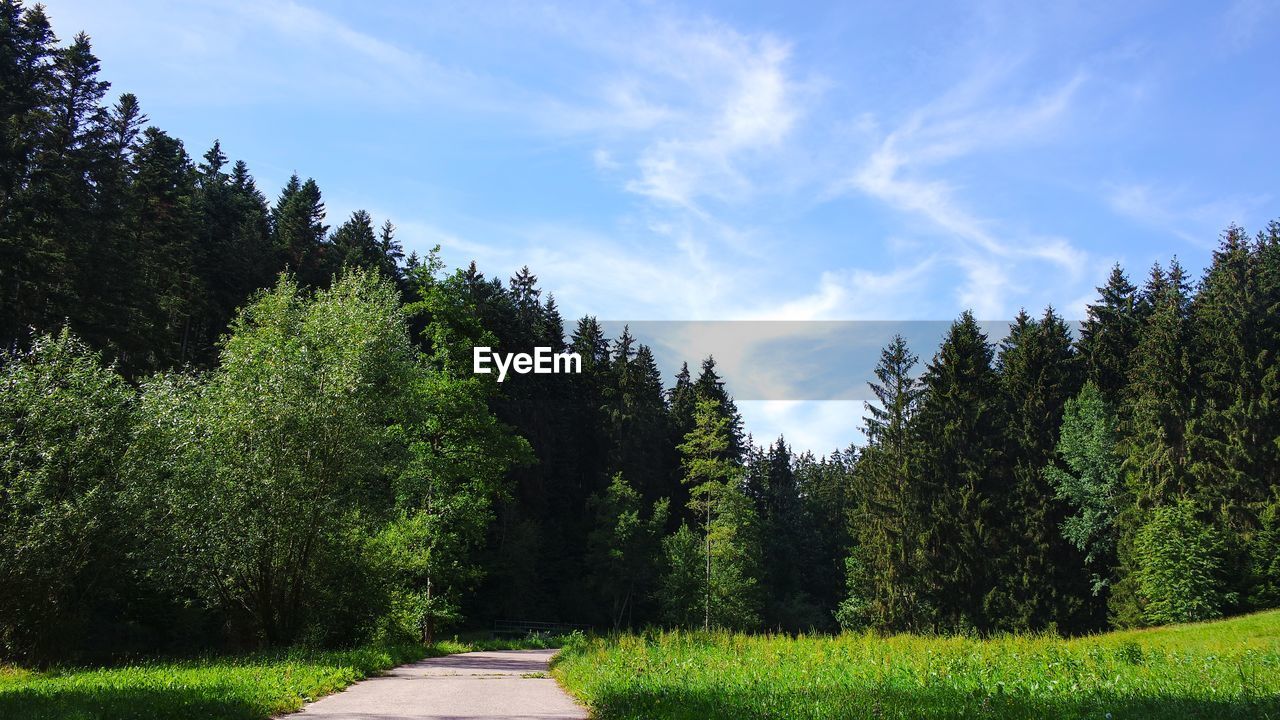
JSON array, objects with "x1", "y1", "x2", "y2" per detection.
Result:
[{"x1": 45, "y1": 0, "x2": 1280, "y2": 454}]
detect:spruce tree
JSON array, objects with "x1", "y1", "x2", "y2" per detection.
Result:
[
  {"x1": 1114, "y1": 259, "x2": 1195, "y2": 626},
  {"x1": 911, "y1": 312, "x2": 1008, "y2": 633},
  {"x1": 694, "y1": 356, "x2": 745, "y2": 462},
  {"x1": 1078, "y1": 264, "x2": 1140, "y2": 409},
  {"x1": 125, "y1": 127, "x2": 201, "y2": 370},
  {"x1": 848, "y1": 335, "x2": 925, "y2": 631},
  {"x1": 271, "y1": 175, "x2": 330, "y2": 288},
  {"x1": 997, "y1": 308, "x2": 1096, "y2": 633},
  {"x1": 0, "y1": 1, "x2": 57, "y2": 345}
]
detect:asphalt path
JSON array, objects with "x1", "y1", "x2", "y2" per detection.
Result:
[{"x1": 278, "y1": 648, "x2": 588, "y2": 720}]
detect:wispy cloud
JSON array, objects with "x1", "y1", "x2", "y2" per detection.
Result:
[
  {"x1": 621, "y1": 33, "x2": 799, "y2": 210},
  {"x1": 1106, "y1": 182, "x2": 1268, "y2": 248},
  {"x1": 835, "y1": 64, "x2": 1090, "y2": 316}
]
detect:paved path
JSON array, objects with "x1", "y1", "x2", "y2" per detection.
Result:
[{"x1": 279, "y1": 648, "x2": 588, "y2": 720}]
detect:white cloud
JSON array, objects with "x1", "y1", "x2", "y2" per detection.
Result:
[
  {"x1": 592, "y1": 148, "x2": 621, "y2": 171},
  {"x1": 623, "y1": 34, "x2": 799, "y2": 209},
  {"x1": 739, "y1": 401, "x2": 861, "y2": 457},
  {"x1": 836, "y1": 67, "x2": 1090, "y2": 316},
  {"x1": 1106, "y1": 182, "x2": 1267, "y2": 248}
]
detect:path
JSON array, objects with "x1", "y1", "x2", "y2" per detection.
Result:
[{"x1": 279, "y1": 648, "x2": 588, "y2": 720}]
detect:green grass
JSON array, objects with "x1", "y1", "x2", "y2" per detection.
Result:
[
  {"x1": 553, "y1": 610, "x2": 1280, "y2": 719},
  {"x1": 0, "y1": 634, "x2": 563, "y2": 720}
]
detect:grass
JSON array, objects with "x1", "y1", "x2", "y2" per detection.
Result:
[
  {"x1": 553, "y1": 610, "x2": 1280, "y2": 719},
  {"x1": 0, "y1": 634, "x2": 564, "y2": 720}
]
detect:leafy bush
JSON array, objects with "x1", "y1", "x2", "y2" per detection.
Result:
[{"x1": 0, "y1": 330, "x2": 135, "y2": 661}]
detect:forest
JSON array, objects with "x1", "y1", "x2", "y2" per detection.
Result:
[{"x1": 2, "y1": 0, "x2": 1279, "y2": 668}]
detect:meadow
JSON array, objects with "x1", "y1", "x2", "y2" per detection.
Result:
[
  {"x1": 0, "y1": 635, "x2": 560, "y2": 720},
  {"x1": 553, "y1": 610, "x2": 1280, "y2": 719}
]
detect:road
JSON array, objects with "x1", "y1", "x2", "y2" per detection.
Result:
[{"x1": 278, "y1": 648, "x2": 588, "y2": 720}]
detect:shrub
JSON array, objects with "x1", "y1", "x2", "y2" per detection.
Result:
[{"x1": 1134, "y1": 500, "x2": 1235, "y2": 625}]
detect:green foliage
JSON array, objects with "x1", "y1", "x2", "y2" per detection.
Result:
[
  {"x1": 0, "y1": 330, "x2": 134, "y2": 661},
  {"x1": 675, "y1": 398, "x2": 763, "y2": 631},
  {"x1": 659, "y1": 524, "x2": 705, "y2": 628},
  {"x1": 834, "y1": 551, "x2": 873, "y2": 631},
  {"x1": 997, "y1": 308, "x2": 1095, "y2": 633},
  {"x1": 911, "y1": 312, "x2": 1009, "y2": 634},
  {"x1": 133, "y1": 270, "x2": 420, "y2": 643},
  {"x1": 1078, "y1": 264, "x2": 1140, "y2": 407},
  {"x1": 587, "y1": 474, "x2": 669, "y2": 630},
  {"x1": 1046, "y1": 381, "x2": 1123, "y2": 594},
  {"x1": 1133, "y1": 500, "x2": 1236, "y2": 625},
  {"x1": 848, "y1": 335, "x2": 924, "y2": 632},
  {"x1": 554, "y1": 610, "x2": 1280, "y2": 720},
  {"x1": 381, "y1": 362, "x2": 530, "y2": 642}
]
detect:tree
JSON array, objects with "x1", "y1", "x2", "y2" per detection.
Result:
[
  {"x1": 0, "y1": 2, "x2": 58, "y2": 345},
  {"x1": 134, "y1": 270, "x2": 417, "y2": 644},
  {"x1": 911, "y1": 312, "x2": 1008, "y2": 633},
  {"x1": 586, "y1": 473, "x2": 669, "y2": 629},
  {"x1": 659, "y1": 524, "x2": 704, "y2": 628},
  {"x1": 332, "y1": 210, "x2": 404, "y2": 286},
  {"x1": 677, "y1": 398, "x2": 761, "y2": 630},
  {"x1": 124, "y1": 126, "x2": 201, "y2": 370},
  {"x1": 1078, "y1": 264, "x2": 1140, "y2": 408},
  {"x1": 747, "y1": 436, "x2": 826, "y2": 631},
  {"x1": 1133, "y1": 500, "x2": 1234, "y2": 625},
  {"x1": 379, "y1": 366, "x2": 530, "y2": 644},
  {"x1": 0, "y1": 329, "x2": 134, "y2": 661},
  {"x1": 1046, "y1": 382, "x2": 1123, "y2": 596},
  {"x1": 997, "y1": 308, "x2": 1095, "y2": 633},
  {"x1": 847, "y1": 335, "x2": 927, "y2": 632},
  {"x1": 796, "y1": 447, "x2": 856, "y2": 629},
  {"x1": 694, "y1": 357, "x2": 745, "y2": 462},
  {"x1": 271, "y1": 175, "x2": 330, "y2": 288},
  {"x1": 1115, "y1": 260, "x2": 1194, "y2": 624}
]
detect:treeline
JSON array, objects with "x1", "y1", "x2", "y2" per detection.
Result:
[
  {"x1": 2, "y1": 2, "x2": 1278, "y2": 665},
  {"x1": 843, "y1": 239, "x2": 1280, "y2": 635}
]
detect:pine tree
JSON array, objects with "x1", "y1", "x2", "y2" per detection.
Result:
[
  {"x1": 76, "y1": 93, "x2": 145, "y2": 357},
  {"x1": 1188, "y1": 228, "x2": 1274, "y2": 513},
  {"x1": 848, "y1": 335, "x2": 925, "y2": 632},
  {"x1": 912, "y1": 312, "x2": 1008, "y2": 633},
  {"x1": 608, "y1": 336, "x2": 671, "y2": 505},
  {"x1": 678, "y1": 398, "x2": 761, "y2": 630},
  {"x1": 751, "y1": 436, "x2": 820, "y2": 630},
  {"x1": 1114, "y1": 259, "x2": 1195, "y2": 626},
  {"x1": 1125, "y1": 259, "x2": 1194, "y2": 506},
  {"x1": 694, "y1": 356, "x2": 745, "y2": 462},
  {"x1": 997, "y1": 307, "x2": 1096, "y2": 633},
  {"x1": 1078, "y1": 264, "x2": 1140, "y2": 409},
  {"x1": 796, "y1": 447, "x2": 856, "y2": 629},
  {"x1": 0, "y1": 1, "x2": 58, "y2": 345},
  {"x1": 125, "y1": 127, "x2": 201, "y2": 370},
  {"x1": 271, "y1": 175, "x2": 330, "y2": 288}
]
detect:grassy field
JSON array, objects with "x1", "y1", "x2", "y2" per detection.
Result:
[
  {"x1": 0, "y1": 634, "x2": 560, "y2": 720},
  {"x1": 553, "y1": 610, "x2": 1280, "y2": 719}
]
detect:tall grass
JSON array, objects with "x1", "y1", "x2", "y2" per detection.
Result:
[
  {"x1": 0, "y1": 634, "x2": 561, "y2": 720},
  {"x1": 554, "y1": 610, "x2": 1280, "y2": 719}
]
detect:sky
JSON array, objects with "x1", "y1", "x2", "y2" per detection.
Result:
[{"x1": 43, "y1": 0, "x2": 1280, "y2": 455}]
